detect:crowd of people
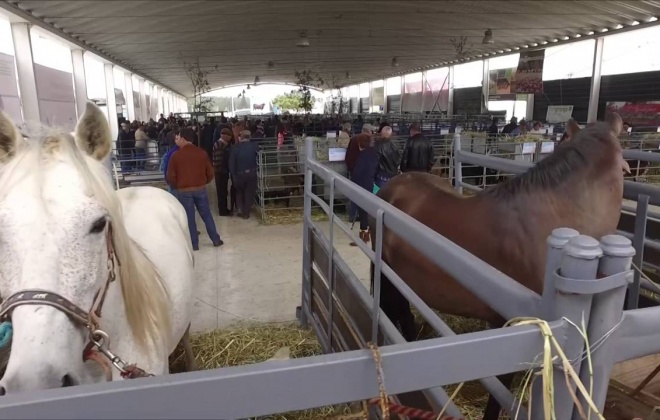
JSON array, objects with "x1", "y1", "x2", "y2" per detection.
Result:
[{"x1": 343, "y1": 122, "x2": 435, "y2": 246}]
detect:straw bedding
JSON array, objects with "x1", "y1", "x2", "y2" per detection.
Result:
[{"x1": 169, "y1": 316, "x2": 519, "y2": 420}]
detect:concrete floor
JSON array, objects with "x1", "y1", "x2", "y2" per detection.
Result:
[{"x1": 190, "y1": 185, "x2": 371, "y2": 333}]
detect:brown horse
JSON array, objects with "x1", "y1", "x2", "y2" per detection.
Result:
[{"x1": 370, "y1": 118, "x2": 628, "y2": 419}]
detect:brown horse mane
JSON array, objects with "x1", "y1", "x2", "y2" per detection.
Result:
[{"x1": 481, "y1": 122, "x2": 613, "y2": 200}]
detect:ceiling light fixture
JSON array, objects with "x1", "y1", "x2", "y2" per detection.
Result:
[
  {"x1": 541, "y1": 41, "x2": 548, "y2": 45},
  {"x1": 562, "y1": 36, "x2": 570, "y2": 40},
  {"x1": 254, "y1": 76, "x2": 260, "y2": 85},
  {"x1": 482, "y1": 29, "x2": 494, "y2": 44},
  {"x1": 505, "y1": 48, "x2": 512, "y2": 52},
  {"x1": 530, "y1": 43, "x2": 538, "y2": 47},
  {"x1": 522, "y1": 44, "x2": 529, "y2": 48},
  {"x1": 587, "y1": 31, "x2": 595, "y2": 36},
  {"x1": 514, "y1": 47, "x2": 520, "y2": 50},
  {"x1": 650, "y1": 17, "x2": 658, "y2": 22},
  {"x1": 632, "y1": 20, "x2": 640, "y2": 26},
  {"x1": 345, "y1": 71, "x2": 350, "y2": 79},
  {"x1": 391, "y1": 57, "x2": 399, "y2": 67},
  {"x1": 574, "y1": 34, "x2": 582, "y2": 38},
  {"x1": 615, "y1": 24, "x2": 624, "y2": 29},
  {"x1": 267, "y1": 61, "x2": 275, "y2": 71},
  {"x1": 246, "y1": 84, "x2": 250, "y2": 90},
  {"x1": 296, "y1": 31, "x2": 310, "y2": 48},
  {"x1": 601, "y1": 28, "x2": 609, "y2": 32}
]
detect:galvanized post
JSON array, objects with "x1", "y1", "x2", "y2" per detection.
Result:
[
  {"x1": 628, "y1": 194, "x2": 649, "y2": 309},
  {"x1": 299, "y1": 138, "x2": 315, "y2": 326},
  {"x1": 371, "y1": 209, "x2": 385, "y2": 344},
  {"x1": 327, "y1": 177, "x2": 336, "y2": 346},
  {"x1": 541, "y1": 228, "x2": 579, "y2": 318},
  {"x1": 532, "y1": 234, "x2": 602, "y2": 420},
  {"x1": 453, "y1": 132, "x2": 463, "y2": 194},
  {"x1": 572, "y1": 234, "x2": 634, "y2": 419}
]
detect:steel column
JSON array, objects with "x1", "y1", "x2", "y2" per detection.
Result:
[
  {"x1": 10, "y1": 22, "x2": 40, "y2": 125},
  {"x1": 447, "y1": 65, "x2": 455, "y2": 117},
  {"x1": 138, "y1": 78, "x2": 148, "y2": 122},
  {"x1": 453, "y1": 132, "x2": 462, "y2": 194},
  {"x1": 70, "y1": 49, "x2": 88, "y2": 118},
  {"x1": 124, "y1": 72, "x2": 135, "y2": 122},
  {"x1": 299, "y1": 138, "x2": 314, "y2": 326},
  {"x1": 587, "y1": 37, "x2": 604, "y2": 123}
]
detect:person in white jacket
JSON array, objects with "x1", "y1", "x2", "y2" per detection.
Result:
[{"x1": 134, "y1": 124, "x2": 150, "y2": 171}]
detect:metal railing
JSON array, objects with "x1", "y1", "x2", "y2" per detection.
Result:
[{"x1": 299, "y1": 138, "x2": 652, "y2": 419}]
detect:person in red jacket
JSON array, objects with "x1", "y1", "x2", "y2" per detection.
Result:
[{"x1": 167, "y1": 128, "x2": 223, "y2": 251}]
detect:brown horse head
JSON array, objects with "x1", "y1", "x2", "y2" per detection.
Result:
[{"x1": 605, "y1": 111, "x2": 624, "y2": 136}]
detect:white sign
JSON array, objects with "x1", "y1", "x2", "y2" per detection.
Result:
[
  {"x1": 455, "y1": 127, "x2": 463, "y2": 134},
  {"x1": 546, "y1": 105, "x2": 574, "y2": 123},
  {"x1": 541, "y1": 142, "x2": 555, "y2": 153},
  {"x1": 522, "y1": 142, "x2": 536, "y2": 154},
  {"x1": 328, "y1": 147, "x2": 347, "y2": 162},
  {"x1": 440, "y1": 128, "x2": 449, "y2": 135},
  {"x1": 326, "y1": 131, "x2": 337, "y2": 139}
]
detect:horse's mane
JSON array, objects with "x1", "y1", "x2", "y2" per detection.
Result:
[
  {"x1": 482, "y1": 123, "x2": 614, "y2": 200},
  {"x1": 0, "y1": 130, "x2": 171, "y2": 352}
]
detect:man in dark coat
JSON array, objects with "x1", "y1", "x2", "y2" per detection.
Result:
[{"x1": 400, "y1": 123, "x2": 435, "y2": 173}]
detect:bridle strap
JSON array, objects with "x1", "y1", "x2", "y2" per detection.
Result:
[
  {"x1": 0, "y1": 289, "x2": 92, "y2": 329},
  {"x1": 0, "y1": 222, "x2": 119, "y2": 331}
]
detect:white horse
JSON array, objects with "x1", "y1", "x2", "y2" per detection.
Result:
[{"x1": 0, "y1": 103, "x2": 195, "y2": 393}]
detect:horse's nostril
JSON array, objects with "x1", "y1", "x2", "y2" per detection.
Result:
[
  {"x1": 0, "y1": 386, "x2": 5, "y2": 396},
  {"x1": 61, "y1": 375, "x2": 75, "y2": 388}
]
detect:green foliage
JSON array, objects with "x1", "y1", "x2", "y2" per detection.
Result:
[
  {"x1": 182, "y1": 55, "x2": 218, "y2": 113},
  {"x1": 294, "y1": 70, "x2": 324, "y2": 113},
  {"x1": 272, "y1": 91, "x2": 304, "y2": 112}
]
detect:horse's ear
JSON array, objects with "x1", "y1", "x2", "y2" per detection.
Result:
[
  {"x1": 0, "y1": 111, "x2": 21, "y2": 164},
  {"x1": 606, "y1": 112, "x2": 623, "y2": 136},
  {"x1": 566, "y1": 119, "x2": 581, "y2": 138},
  {"x1": 75, "y1": 102, "x2": 112, "y2": 160}
]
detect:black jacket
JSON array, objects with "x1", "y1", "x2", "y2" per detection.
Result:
[
  {"x1": 375, "y1": 139, "x2": 401, "y2": 178},
  {"x1": 400, "y1": 133, "x2": 434, "y2": 173},
  {"x1": 229, "y1": 141, "x2": 259, "y2": 175}
]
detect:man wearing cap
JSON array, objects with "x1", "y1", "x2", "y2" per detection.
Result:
[
  {"x1": 229, "y1": 130, "x2": 260, "y2": 219},
  {"x1": 213, "y1": 128, "x2": 233, "y2": 216}
]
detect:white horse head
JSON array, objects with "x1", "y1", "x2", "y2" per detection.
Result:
[{"x1": 0, "y1": 103, "x2": 171, "y2": 393}]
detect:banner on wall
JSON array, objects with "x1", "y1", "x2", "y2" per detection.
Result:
[
  {"x1": 34, "y1": 64, "x2": 77, "y2": 129},
  {"x1": 488, "y1": 68, "x2": 517, "y2": 99},
  {"x1": 0, "y1": 53, "x2": 22, "y2": 124},
  {"x1": 515, "y1": 50, "x2": 545, "y2": 94},
  {"x1": 606, "y1": 101, "x2": 660, "y2": 126},
  {"x1": 546, "y1": 105, "x2": 574, "y2": 123},
  {"x1": 133, "y1": 91, "x2": 140, "y2": 109}
]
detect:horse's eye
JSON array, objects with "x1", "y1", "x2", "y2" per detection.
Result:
[{"x1": 89, "y1": 218, "x2": 107, "y2": 234}]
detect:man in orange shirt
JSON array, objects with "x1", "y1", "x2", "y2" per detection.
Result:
[{"x1": 167, "y1": 128, "x2": 223, "y2": 251}]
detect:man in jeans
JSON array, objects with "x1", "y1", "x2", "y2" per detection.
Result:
[
  {"x1": 167, "y1": 128, "x2": 223, "y2": 251},
  {"x1": 229, "y1": 130, "x2": 259, "y2": 219}
]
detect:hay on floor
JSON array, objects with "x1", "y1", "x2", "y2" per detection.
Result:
[
  {"x1": 169, "y1": 322, "x2": 351, "y2": 419},
  {"x1": 171, "y1": 317, "x2": 521, "y2": 420}
]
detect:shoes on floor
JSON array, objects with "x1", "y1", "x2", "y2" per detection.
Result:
[
  {"x1": 219, "y1": 209, "x2": 232, "y2": 216},
  {"x1": 193, "y1": 246, "x2": 199, "y2": 251},
  {"x1": 213, "y1": 240, "x2": 224, "y2": 247}
]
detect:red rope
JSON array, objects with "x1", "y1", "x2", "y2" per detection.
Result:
[{"x1": 368, "y1": 398, "x2": 465, "y2": 420}]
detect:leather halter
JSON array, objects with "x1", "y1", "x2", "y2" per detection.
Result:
[{"x1": 0, "y1": 223, "x2": 119, "y2": 332}]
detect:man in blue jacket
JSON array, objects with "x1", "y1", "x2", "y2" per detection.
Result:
[
  {"x1": 229, "y1": 130, "x2": 259, "y2": 219},
  {"x1": 160, "y1": 139, "x2": 180, "y2": 193},
  {"x1": 350, "y1": 135, "x2": 378, "y2": 246}
]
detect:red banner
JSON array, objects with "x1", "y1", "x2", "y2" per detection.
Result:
[{"x1": 606, "y1": 101, "x2": 660, "y2": 127}]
